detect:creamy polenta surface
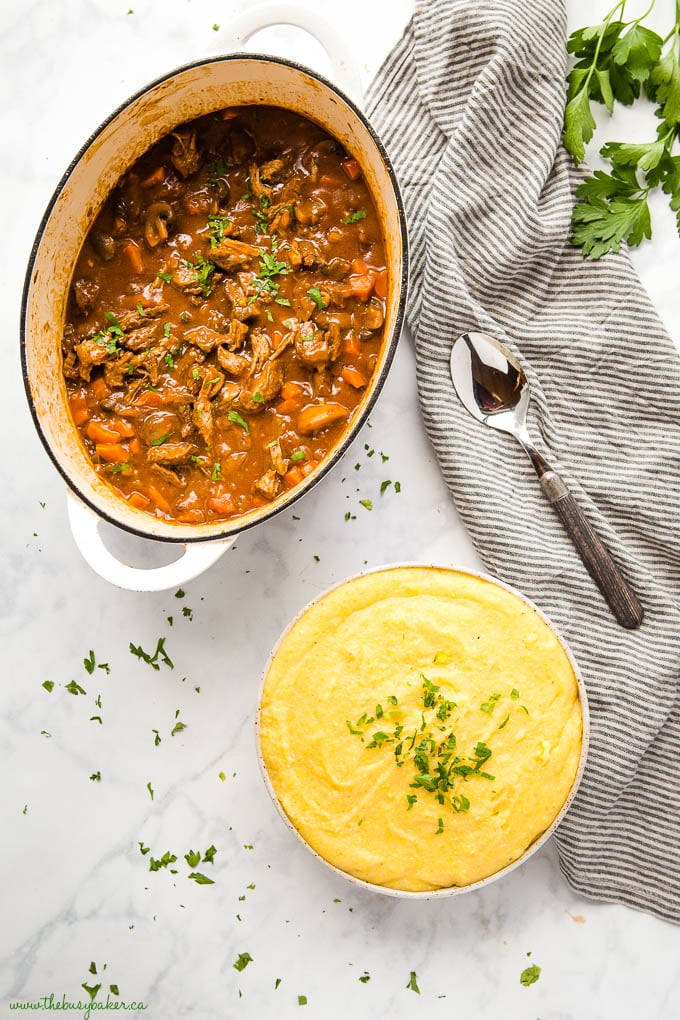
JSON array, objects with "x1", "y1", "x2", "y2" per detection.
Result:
[{"x1": 259, "y1": 567, "x2": 583, "y2": 892}]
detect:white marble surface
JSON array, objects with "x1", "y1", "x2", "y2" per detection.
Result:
[{"x1": 2, "y1": 1, "x2": 680, "y2": 1018}]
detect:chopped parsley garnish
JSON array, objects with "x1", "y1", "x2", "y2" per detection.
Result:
[
  {"x1": 228, "y1": 410, "x2": 250, "y2": 433},
  {"x1": 406, "y1": 972, "x2": 420, "y2": 994},
  {"x1": 81, "y1": 983, "x2": 101, "y2": 1002},
  {"x1": 498, "y1": 714, "x2": 510, "y2": 730},
  {"x1": 233, "y1": 952, "x2": 253, "y2": 971},
  {"x1": 203, "y1": 844, "x2": 217, "y2": 864},
  {"x1": 136, "y1": 301, "x2": 146, "y2": 317},
  {"x1": 150, "y1": 432, "x2": 174, "y2": 446},
  {"x1": 211, "y1": 462, "x2": 221, "y2": 482},
  {"x1": 291, "y1": 449, "x2": 306, "y2": 461},
  {"x1": 359, "y1": 973, "x2": 370, "y2": 983},
  {"x1": 348, "y1": 673, "x2": 495, "y2": 818},
  {"x1": 65, "y1": 680, "x2": 86, "y2": 696},
  {"x1": 433, "y1": 651, "x2": 452, "y2": 664},
  {"x1": 157, "y1": 271, "x2": 173, "y2": 282},
  {"x1": 184, "y1": 849, "x2": 201, "y2": 867},
  {"x1": 298, "y1": 995, "x2": 307, "y2": 1006},
  {"x1": 42, "y1": 680, "x2": 54, "y2": 693},
  {"x1": 83, "y1": 650, "x2": 96, "y2": 674},
  {"x1": 249, "y1": 241, "x2": 291, "y2": 303},
  {"x1": 109, "y1": 462, "x2": 130, "y2": 475},
  {"x1": 129, "y1": 637, "x2": 174, "y2": 671},
  {"x1": 146, "y1": 782, "x2": 154, "y2": 801},
  {"x1": 511, "y1": 688, "x2": 520, "y2": 699},
  {"x1": 207, "y1": 214, "x2": 232, "y2": 247},
  {"x1": 435, "y1": 817, "x2": 444, "y2": 835},
  {"x1": 359, "y1": 499, "x2": 373, "y2": 510},
  {"x1": 394, "y1": 481, "x2": 401, "y2": 493},
  {"x1": 148, "y1": 850, "x2": 177, "y2": 872},
  {"x1": 251, "y1": 391, "x2": 264, "y2": 404},
  {"x1": 164, "y1": 352, "x2": 174, "y2": 370},
  {"x1": 380, "y1": 479, "x2": 392, "y2": 494},
  {"x1": 91, "y1": 312, "x2": 124, "y2": 354},
  {"x1": 481, "y1": 692, "x2": 501, "y2": 714},
  {"x1": 180, "y1": 252, "x2": 215, "y2": 296},
  {"x1": 90, "y1": 771, "x2": 101, "y2": 782},
  {"x1": 175, "y1": 588, "x2": 185, "y2": 598},
  {"x1": 520, "y1": 963, "x2": 541, "y2": 987},
  {"x1": 307, "y1": 286, "x2": 325, "y2": 309},
  {"x1": 342, "y1": 210, "x2": 367, "y2": 223},
  {"x1": 152, "y1": 729, "x2": 161, "y2": 746}
]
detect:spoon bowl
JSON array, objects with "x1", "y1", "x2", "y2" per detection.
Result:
[{"x1": 449, "y1": 331, "x2": 643, "y2": 630}]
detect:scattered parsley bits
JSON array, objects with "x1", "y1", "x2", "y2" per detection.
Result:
[
  {"x1": 175, "y1": 588, "x2": 185, "y2": 599},
  {"x1": 298, "y1": 995, "x2": 307, "y2": 1006},
  {"x1": 406, "y1": 971, "x2": 420, "y2": 994},
  {"x1": 394, "y1": 481, "x2": 401, "y2": 492},
  {"x1": 90, "y1": 772, "x2": 101, "y2": 782},
  {"x1": 520, "y1": 963, "x2": 541, "y2": 987},
  {"x1": 233, "y1": 952, "x2": 253, "y2": 972},
  {"x1": 146, "y1": 782, "x2": 154, "y2": 801},
  {"x1": 42, "y1": 680, "x2": 54, "y2": 693},
  {"x1": 81, "y1": 983, "x2": 101, "y2": 1002},
  {"x1": 359, "y1": 973, "x2": 370, "y2": 984},
  {"x1": 83, "y1": 650, "x2": 96, "y2": 674},
  {"x1": 188, "y1": 871, "x2": 214, "y2": 885},
  {"x1": 498, "y1": 714, "x2": 510, "y2": 730},
  {"x1": 184, "y1": 850, "x2": 201, "y2": 867},
  {"x1": 228, "y1": 410, "x2": 250, "y2": 433},
  {"x1": 65, "y1": 680, "x2": 86, "y2": 696},
  {"x1": 307, "y1": 286, "x2": 325, "y2": 309},
  {"x1": 129, "y1": 637, "x2": 173, "y2": 671},
  {"x1": 511, "y1": 688, "x2": 520, "y2": 699},
  {"x1": 359, "y1": 498, "x2": 373, "y2": 510},
  {"x1": 149, "y1": 850, "x2": 177, "y2": 872},
  {"x1": 433, "y1": 650, "x2": 452, "y2": 664},
  {"x1": 139, "y1": 842, "x2": 150, "y2": 856},
  {"x1": 342, "y1": 210, "x2": 367, "y2": 223},
  {"x1": 380, "y1": 479, "x2": 392, "y2": 494},
  {"x1": 157, "y1": 271, "x2": 173, "y2": 282},
  {"x1": 480, "y1": 692, "x2": 501, "y2": 714},
  {"x1": 275, "y1": 978, "x2": 282, "y2": 990},
  {"x1": 109, "y1": 985, "x2": 119, "y2": 997}
]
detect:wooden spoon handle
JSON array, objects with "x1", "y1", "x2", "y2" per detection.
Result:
[{"x1": 540, "y1": 471, "x2": 644, "y2": 630}]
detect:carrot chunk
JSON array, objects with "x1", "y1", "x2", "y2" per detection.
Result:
[
  {"x1": 342, "y1": 159, "x2": 362, "y2": 181},
  {"x1": 109, "y1": 418, "x2": 136, "y2": 438},
  {"x1": 340, "y1": 367, "x2": 368, "y2": 389},
  {"x1": 69, "y1": 392, "x2": 89, "y2": 426},
  {"x1": 342, "y1": 336, "x2": 361, "y2": 357},
  {"x1": 284, "y1": 465, "x2": 305, "y2": 488},
  {"x1": 348, "y1": 272, "x2": 377, "y2": 302},
  {"x1": 135, "y1": 390, "x2": 165, "y2": 408},
  {"x1": 280, "y1": 381, "x2": 305, "y2": 402},
  {"x1": 319, "y1": 173, "x2": 345, "y2": 188},
  {"x1": 86, "y1": 420, "x2": 122, "y2": 444},
  {"x1": 176, "y1": 509, "x2": 205, "y2": 524},
  {"x1": 147, "y1": 484, "x2": 171, "y2": 513},
  {"x1": 90, "y1": 376, "x2": 110, "y2": 401},
  {"x1": 96, "y1": 443, "x2": 129, "y2": 463},
  {"x1": 122, "y1": 242, "x2": 144, "y2": 274},
  {"x1": 374, "y1": 269, "x2": 389, "y2": 299},
  {"x1": 208, "y1": 490, "x2": 236, "y2": 515},
  {"x1": 128, "y1": 492, "x2": 151, "y2": 510},
  {"x1": 128, "y1": 438, "x2": 142, "y2": 457}
]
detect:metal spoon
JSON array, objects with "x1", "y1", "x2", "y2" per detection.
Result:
[{"x1": 450, "y1": 331, "x2": 644, "y2": 629}]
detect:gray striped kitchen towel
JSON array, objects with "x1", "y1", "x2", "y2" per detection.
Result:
[{"x1": 367, "y1": 0, "x2": 680, "y2": 923}]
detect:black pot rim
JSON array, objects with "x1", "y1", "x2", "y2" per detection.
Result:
[{"x1": 21, "y1": 51, "x2": 409, "y2": 544}]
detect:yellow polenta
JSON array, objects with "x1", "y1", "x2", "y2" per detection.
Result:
[{"x1": 259, "y1": 567, "x2": 583, "y2": 892}]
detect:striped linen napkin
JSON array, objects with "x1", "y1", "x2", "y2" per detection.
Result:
[{"x1": 366, "y1": 0, "x2": 680, "y2": 923}]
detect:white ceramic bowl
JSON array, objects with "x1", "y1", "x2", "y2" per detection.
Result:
[{"x1": 256, "y1": 564, "x2": 590, "y2": 898}]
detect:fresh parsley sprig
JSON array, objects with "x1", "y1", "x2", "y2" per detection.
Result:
[{"x1": 564, "y1": 0, "x2": 680, "y2": 257}]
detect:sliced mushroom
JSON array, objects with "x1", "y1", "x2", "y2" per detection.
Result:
[
  {"x1": 90, "y1": 231, "x2": 115, "y2": 261},
  {"x1": 294, "y1": 196, "x2": 326, "y2": 226},
  {"x1": 144, "y1": 202, "x2": 174, "y2": 249}
]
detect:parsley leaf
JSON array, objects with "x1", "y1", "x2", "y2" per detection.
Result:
[
  {"x1": 188, "y1": 871, "x2": 214, "y2": 885},
  {"x1": 406, "y1": 971, "x2": 420, "y2": 994},
  {"x1": 233, "y1": 952, "x2": 253, "y2": 971},
  {"x1": 520, "y1": 963, "x2": 542, "y2": 987}
]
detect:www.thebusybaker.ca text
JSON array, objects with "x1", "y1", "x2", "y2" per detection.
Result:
[{"x1": 9, "y1": 993, "x2": 148, "y2": 1020}]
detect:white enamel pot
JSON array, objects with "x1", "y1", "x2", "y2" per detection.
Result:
[
  {"x1": 256, "y1": 564, "x2": 591, "y2": 898},
  {"x1": 21, "y1": 6, "x2": 407, "y2": 591}
]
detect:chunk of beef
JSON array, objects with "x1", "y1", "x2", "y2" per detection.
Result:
[
  {"x1": 260, "y1": 158, "x2": 286, "y2": 183},
  {"x1": 147, "y1": 443, "x2": 194, "y2": 465},
  {"x1": 116, "y1": 303, "x2": 169, "y2": 331},
  {"x1": 104, "y1": 352, "x2": 136, "y2": 387},
  {"x1": 217, "y1": 347, "x2": 250, "y2": 377},
  {"x1": 73, "y1": 278, "x2": 100, "y2": 315},
  {"x1": 172, "y1": 263, "x2": 205, "y2": 295},
  {"x1": 170, "y1": 128, "x2": 201, "y2": 178},
  {"x1": 293, "y1": 322, "x2": 330, "y2": 369},
  {"x1": 151, "y1": 464, "x2": 182, "y2": 487},
  {"x1": 268, "y1": 439, "x2": 289, "y2": 476},
  {"x1": 249, "y1": 330, "x2": 271, "y2": 374},
  {"x1": 210, "y1": 238, "x2": 261, "y2": 271},
  {"x1": 288, "y1": 238, "x2": 322, "y2": 269},
  {"x1": 225, "y1": 318, "x2": 249, "y2": 350},
  {"x1": 120, "y1": 323, "x2": 159, "y2": 352},
  {"x1": 223, "y1": 278, "x2": 260, "y2": 321},
  {"x1": 183, "y1": 325, "x2": 225, "y2": 352},
  {"x1": 254, "y1": 468, "x2": 280, "y2": 500},
  {"x1": 75, "y1": 338, "x2": 109, "y2": 381}
]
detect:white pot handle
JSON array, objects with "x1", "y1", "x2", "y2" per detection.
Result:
[
  {"x1": 214, "y1": 2, "x2": 364, "y2": 107},
  {"x1": 66, "y1": 492, "x2": 234, "y2": 592}
]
